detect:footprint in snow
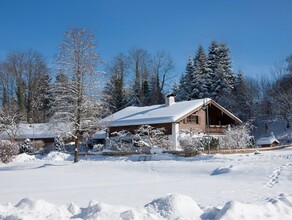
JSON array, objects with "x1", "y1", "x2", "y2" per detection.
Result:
[{"x1": 265, "y1": 163, "x2": 292, "y2": 188}]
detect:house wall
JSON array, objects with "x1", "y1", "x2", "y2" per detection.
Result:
[
  {"x1": 259, "y1": 142, "x2": 279, "y2": 148},
  {"x1": 179, "y1": 109, "x2": 206, "y2": 133},
  {"x1": 178, "y1": 104, "x2": 237, "y2": 135}
]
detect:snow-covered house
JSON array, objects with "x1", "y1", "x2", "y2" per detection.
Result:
[
  {"x1": 256, "y1": 132, "x2": 280, "y2": 148},
  {"x1": 103, "y1": 94, "x2": 242, "y2": 148}
]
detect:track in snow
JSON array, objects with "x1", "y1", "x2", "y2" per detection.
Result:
[{"x1": 265, "y1": 163, "x2": 292, "y2": 188}]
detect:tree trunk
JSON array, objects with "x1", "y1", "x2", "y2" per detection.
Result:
[{"x1": 74, "y1": 137, "x2": 80, "y2": 163}]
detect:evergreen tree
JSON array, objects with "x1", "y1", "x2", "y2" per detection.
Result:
[
  {"x1": 218, "y1": 43, "x2": 234, "y2": 91},
  {"x1": 211, "y1": 64, "x2": 229, "y2": 102},
  {"x1": 16, "y1": 79, "x2": 26, "y2": 120},
  {"x1": 0, "y1": 64, "x2": 12, "y2": 110},
  {"x1": 40, "y1": 74, "x2": 51, "y2": 121},
  {"x1": 207, "y1": 41, "x2": 234, "y2": 103},
  {"x1": 19, "y1": 139, "x2": 33, "y2": 154},
  {"x1": 102, "y1": 54, "x2": 127, "y2": 114},
  {"x1": 103, "y1": 73, "x2": 126, "y2": 113},
  {"x1": 54, "y1": 135, "x2": 64, "y2": 151},
  {"x1": 192, "y1": 46, "x2": 212, "y2": 99},
  {"x1": 141, "y1": 79, "x2": 151, "y2": 106},
  {"x1": 176, "y1": 57, "x2": 194, "y2": 101},
  {"x1": 34, "y1": 73, "x2": 51, "y2": 122},
  {"x1": 171, "y1": 80, "x2": 180, "y2": 100},
  {"x1": 207, "y1": 41, "x2": 220, "y2": 83},
  {"x1": 148, "y1": 72, "x2": 164, "y2": 105},
  {"x1": 285, "y1": 55, "x2": 292, "y2": 74}
]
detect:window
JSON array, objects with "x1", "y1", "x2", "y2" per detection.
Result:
[{"x1": 186, "y1": 115, "x2": 199, "y2": 124}]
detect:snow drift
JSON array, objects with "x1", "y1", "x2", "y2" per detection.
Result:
[
  {"x1": 210, "y1": 165, "x2": 234, "y2": 175},
  {"x1": 0, "y1": 194, "x2": 292, "y2": 220}
]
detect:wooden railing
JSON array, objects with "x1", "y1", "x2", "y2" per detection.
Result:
[{"x1": 207, "y1": 125, "x2": 228, "y2": 134}]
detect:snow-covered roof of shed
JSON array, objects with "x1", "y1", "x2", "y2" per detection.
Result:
[
  {"x1": 104, "y1": 98, "x2": 212, "y2": 127},
  {"x1": 256, "y1": 133, "x2": 279, "y2": 146},
  {"x1": 0, "y1": 122, "x2": 72, "y2": 140},
  {"x1": 93, "y1": 130, "x2": 106, "y2": 139}
]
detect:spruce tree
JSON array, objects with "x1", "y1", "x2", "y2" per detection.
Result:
[
  {"x1": 176, "y1": 57, "x2": 194, "y2": 101},
  {"x1": 141, "y1": 79, "x2": 151, "y2": 106},
  {"x1": 149, "y1": 74, "x2": 164, "y2": 105},
  {"x1": 171, "y1": 81, "x2": 180, "y2": 100},
  {"x1": 192, "y1": 46, "x2": 212, "y2": 99},
  {"x1": 102, "y1": 54, "x2": 127, "y2": 114},
  {"x1": 219, "y1": 43, "x2": 234, "y2": 91},
  {"x1": 207, "y1": 41, "x2": 234, "y2": 104},
  {"x1": 34, "y1": 73, "x2": 51, "y2": 122}
]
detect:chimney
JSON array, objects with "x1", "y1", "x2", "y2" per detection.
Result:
[{"x1": 166, "y1": 93, "x2": 176, "y2": 106}]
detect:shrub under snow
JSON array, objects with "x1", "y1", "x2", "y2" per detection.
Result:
[
  {"x1": 220, "y1": 123, "x2": 253, "y2": 149},
  {"x1": 0, "y1": 141, "x2": 19, "y2": 164}
]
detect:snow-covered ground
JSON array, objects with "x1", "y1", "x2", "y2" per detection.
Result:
[{"x1": 0, "y1": 149, "x2": 292, "y2": 219}]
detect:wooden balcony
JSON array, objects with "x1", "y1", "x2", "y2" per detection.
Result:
[{"x1": 206, "y1": 125, "x2": 228, "y2": 134}]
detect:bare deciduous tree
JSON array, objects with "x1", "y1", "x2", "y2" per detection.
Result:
[
  {"x1": 127, "y1": 48, "x2": 151, "y2": 106},
  {"x1": 0, "y1": 50, "x2": 49, "y2": 122},
  {"x1": 271, "y1": 74, "x2": 292, "y2": 128},
  {"x1": 150, "y1": 51, "x2": 174, "y2": 104},
  {"x1": 53, "y1": 28, "x2": 104, "y2": 162}
]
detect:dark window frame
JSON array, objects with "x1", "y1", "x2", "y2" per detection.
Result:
[{"x1": 186, "y1": 115, "x2": 199, "y2": 124}]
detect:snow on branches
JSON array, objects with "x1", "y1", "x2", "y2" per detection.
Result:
[
  {"x1": 109, "y1": 125, "x2": 171, "y2": 152},
  {"x1": 134, "y1": 125, "x2": 170, "y2": 149},
  {"x1": 220, "y1": 123, "x2": 253, "y2": 149}
]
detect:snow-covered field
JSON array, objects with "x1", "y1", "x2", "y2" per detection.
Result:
[{"x1": 1, "y1": 148, "x2": 292, "y2": 219}]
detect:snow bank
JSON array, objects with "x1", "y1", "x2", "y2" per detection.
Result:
[
  {"x1": 12, "y1": 153, "x2": 37, "y2": 163},
  {"x1": 216, "y1": 194, "x2": 292, "y2": 220},
  {"x1": 0, "y1": 198, "x2": 73, "y2": 219},
  {"x1": 1, "y1": 194, "x2": 292, "y2": 219},
  {"x1": 145, "y1": 194, "x2": 203, "y2": 219},
  {"x1": 43, "y1": 151, "x2": 72, "y2": 161},
  {"x1": 11, "y1": 152, "x2": 72, "y2": 163}
]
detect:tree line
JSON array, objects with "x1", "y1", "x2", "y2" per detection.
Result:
[
  {"x1": 0, "y1": 28, "x2": 291, "y2": 129},
  {"x1": 101, "y1": 49, "x2": 175, "y2": 114},
  {"x1": 171, "y1": 41, "x2": 292, "y2": 128}
]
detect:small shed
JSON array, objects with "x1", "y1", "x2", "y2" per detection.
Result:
[
  {"x1": 256, "y1": 132, "x2": 279, "y2": 148},
  {"x1": 92, "y1": 130, "x2": 107, "y2": 146}
]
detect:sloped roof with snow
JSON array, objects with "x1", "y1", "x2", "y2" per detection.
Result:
[
  {"x1": 256, "y1": 133, "x2": 279, "y2": 146},
  {"x1": 0, "y1": 122, "x2": 72, "y2": 140},
  {"x1": 104, "y1": 98, "x2": 241, "y2": 127}
]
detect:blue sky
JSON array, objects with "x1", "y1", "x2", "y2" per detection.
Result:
[{"x1": 0, "y1": 0, "x2": 292, "y2": 80}]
